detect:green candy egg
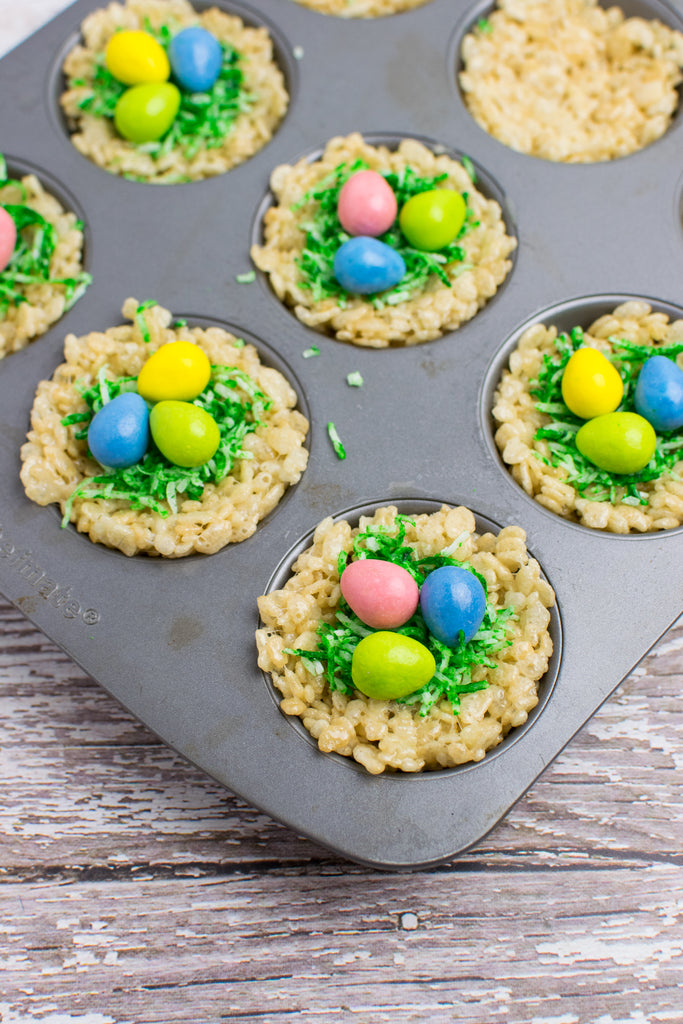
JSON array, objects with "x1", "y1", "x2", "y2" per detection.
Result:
[
  {"x1": 114, "y1": 82, "x2": 181, "y2": 143},
  {"x1": 351, "y1": 631, "x2": 436, "y2": 701},
  {"x1": 150, "y1": 400, "x2": 220, "y2": 468},
  {"x1": 399, "y1": 189, "x2": 467, "y2": 251},
  {"x1": 575, "y1": 411, "x2": 656, "y2": 474}
]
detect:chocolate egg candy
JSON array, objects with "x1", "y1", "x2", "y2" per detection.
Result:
[
  {"x1": 114, "y1": 82, "x2": 181, "y2": 143},
  {"x1": 399, "y1": 189, "x2": 466, "y2": 251},
  {"x1": 340, "y1": 558, "x2": 419, "y2": 629},
  {"x1": 337, "y1": 170, "x2": 397, "y2": 237},
  {"x1": 137, "y1": 341, "x2": 211, "y2": 403},
  {"x1": 333, "y1": 236, "x2": 405, "y2": 294},
  {"x1": 351, "y1": 631, "x2": 436, "y2": 701},
  {"x1": 169, "y1": 27, "x2": 222, "y2": 93},
  {"x1": 105, "y1": 30, "x2": 170, "y2": 86},
  {"x1": 561, "y1": 347, "x2": 623, "y2": 419},
  {"x1": 150, "y1": 400, "x2": 220, "y2": 468},
  {"x1": 0, "y1": 206, "x2": 17, "y2": 274},
  {"x1": 575, "y1": 411, "x2": 656, "y2": 474},
  {"x1": 419, "y1": 565, "x2": 486, "y2": 647},
  {"x1": 87, "y1": 392, "x2": 150, "y2": 469},
  {"x1": 634, "y1": 355, "x2": 683, "y2": 432}
]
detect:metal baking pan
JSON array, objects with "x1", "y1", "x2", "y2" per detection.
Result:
[{"x1": 0, "y1": 0, "x2": 681, "y2": 869}]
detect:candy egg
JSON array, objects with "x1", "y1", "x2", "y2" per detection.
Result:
[
  {"x1": 337, "y1": 170, "x2": 397, "y2": 237},
  {"x1": 169, "y1": 27, "x2": 223, "y2": 94},
  {"x1": 399, "y1": 189, "x2": 466, "y2": 251},
  {"x1": 150, "y1": 400, "x2": 220, "y2": 468},
  {"x1": 333, "y1": 236, "x2": 405, "y2": 294},
  {"x1": 137, "y1": 342, "x2": 212, "y2": 403},
  {"x1": 351, "y1": 631, "x2": 436, "y2": 701},
  {"x1": 105, "y1": 30, "x2": 170, "y2": 86},
  {"x1": 0, "y1": 206, "x2": 17, "y2": 274},
  {"x1": 634, "y1": 355, "x2": 683, "y2": 432},
  {"x1": 561, "y1": 347, "x2": 623, "y2": 419},
  {"x1": 419, "y1": 565, "x2": 487, "y2": 647},
  {"x1": 575, "y1": 411, "x2": 656, "y2": 474},
  {"x1": 340, "y1": 558, "x2": 419, "y2": 629},
  {"x1": 87, "y1": 392, "x2": 150, "y2": 469},
  {"x1": 114, "y1": 82, "x2": 181, "y2": 143}
]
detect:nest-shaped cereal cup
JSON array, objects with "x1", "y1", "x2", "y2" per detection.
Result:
[
  {"x1": 491, "y1": 300, "x2": 683, "y2": 533},
  {"x1": 459, "y1": 0, "x2": 683, "y2": 163},
  {"x1": 20, "y1": 299, "x2": 309, "y2": 557},
  {"x1": 60, "y1": 0, "x2": 288, "y2": 183},
  {"x1": 256, "y1": 504, "x2": 556, "y2": 775},
  {"x1": 251, "y1": 133, "x2": 516, "y2": 347},
  {"x1": 290, "y1": 0, "x2": 432, "y2": 17}
]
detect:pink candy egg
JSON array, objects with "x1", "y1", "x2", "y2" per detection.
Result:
[
  {"x1": 0, "y1": 207, "x2": 17, "y2": 274},
  {"x1": 340, "y1": 558, "x2": 419, "y2": 630},
  {"x1": 337, "y1": 170, "x2": 398, "y2": 237}
]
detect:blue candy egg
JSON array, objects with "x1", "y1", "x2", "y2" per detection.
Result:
[
  {"x1": 634, "y1": 355, "x2": 683, "y2": 432},
  {"x1": 88, "y1": 392, "x2": 150, "y2": 469},
  {"x1": 168, "y1": 27, "x2": 222, "y2": 93},
  {"x1": 333, "y1": 236, "x2": 406, "y2": 295},
  {"x1": 419, "y1": 566, "x2": 487, "y2": 647}
]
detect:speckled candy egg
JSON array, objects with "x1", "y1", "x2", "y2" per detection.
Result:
[
  {"x1": 575, "y1": 411, "x2": 656, "y2": 474},
  {"x1": 0, "y1": 206, "x2": 17, "y2": 274},
  {"x1": 419, "y1": 565, "x2": 486, "y2": 647},
  {"x1": 399, "y1": 189, "x2": 466, "y2": 252},
  {"x1": 561, "y1": 348, "x2": 623, "y2": 419},
  {"x1": 105, "y1": 30, "x2": 170, "y2": 86},
  {"x1": 137, "y1": 341, "x2": 212, "y2": 403},
  {"x1": 340, "y1": 558, "x2": 419, "y2": 629},
  {"x1": 634, "y1": 355, "x2": 683, "y2": 432},
  {"x1": 169, "y1": 27, "x2": 223, "y2": 94},
  {"x1": 150, "y1": 400, "x2": 220, "y2": 468},
  {"x1": 337, "y1": 170, "x2": 397, "y2": 237},
  {"x1": 114, "y1": 82, "x2": 181, "y2": 143},
  {"x1": 333, "y1": 236, "x2": 405, "y2": 294},
  {"x1": 87, "y1": 392, "x2": 150, "y2": 469},
  {"x1": 351, "y1": 631, "x2": 436, "y2": 701}
]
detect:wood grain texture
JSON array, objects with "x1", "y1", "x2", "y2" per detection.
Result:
[{"x1": 1, "y1": 598, "x2": 682, "y2": 1023}]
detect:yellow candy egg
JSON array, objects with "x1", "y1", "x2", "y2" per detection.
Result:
[
  {"x1": 137, "y1": 342, "x2": 212, "y2": 403},
  {"x1": 105, "y1": 30, "x2": 170, "y2": 86},
  {"x1": 561, "y1": 347, "x2": 623, "y2": 420}
]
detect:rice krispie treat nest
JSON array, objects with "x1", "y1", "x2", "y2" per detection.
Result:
[
  {"x1": 251, "y1": 133, "x2": 516, "y2": 347},
  {"x1": 20, "y1": 299, "x2": 309, "y2": 557},
  {"x1": 0, "y1": 169, "x2": 89, "y2": 358},
  {"x1": 460, "y1": 0, "x2": 683, "y2": 163},
  {"x1": 257, "y1": 505, "x2": 555, "y2": 774},
  {"x1": 60, "y1": 0, "x2": 288, "y2": 183},
  {"x1": 291, "y1": 0, "x2": 430, "y2": 17},
  {"x1": 492, "y1": 301, "x2": 683, "y2": 533}
]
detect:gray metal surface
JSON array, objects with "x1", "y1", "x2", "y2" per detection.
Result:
[{"x1": 0, "y1": 0, "x2": 681, "y2": 869}]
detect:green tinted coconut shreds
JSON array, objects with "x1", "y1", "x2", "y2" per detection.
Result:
[
  {"x1": 293, "y1": 159, "x2": 478, "y2": 308},
  {"x1": 60, "y1": 352, "x2": 270, "y2": 525},
  {"x1": 531, "y1": 327, "x2": 683, "y2": 505},
  {"x1": 287, "y1": 515, "x2": 514, "y2": 717},
  {"x1": 0, "y1": 156, "x2": 91, "y2": 318},
  {"x1": 74, "y1": 20, "x2": 252, "y2": 170}
]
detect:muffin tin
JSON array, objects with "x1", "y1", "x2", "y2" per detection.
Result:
[{"x1": 0, "y1": 0, "x2": 681, "y2": 869}]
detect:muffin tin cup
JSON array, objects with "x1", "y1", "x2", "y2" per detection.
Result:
[{"x1": 0, "y1": 0, "x2": 682, "y2": 868}]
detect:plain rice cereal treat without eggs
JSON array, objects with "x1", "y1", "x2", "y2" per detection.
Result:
[
  {"x1": 60, "y1": 0, "x2": 288, "y2": 183},
  {"x1": 459, "y1": 0, "x2": 683, "y2": 163},
  {"x1": 256, "y1": 505, "x2": 555, "y2": 774},
  {"x1": 20, "y1": 299, "x2": 309, "y2": 557},
  {"x1": 290, "y1": 0, "x2": 431, "y2": 16},
  {"x1": 492, "y1": 302, "x2": 683, "y2": 533},
  {"x1": 251, "y1": 133, "x2": 516, "y2": 347}
]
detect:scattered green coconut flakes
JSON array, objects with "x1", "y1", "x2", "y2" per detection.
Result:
[
  {"x1": 135, "y1": 299, "x2": 157, "y2": 343},
  {"x1": 292, "y1": 158, "x2": 478, "y2": 308},
  {"x1": 235, "y1": 270, "x2": 256, "y2": 284},
  {"x1": 327, "y1": 421, "x2": 346, "y2": 459},
  {"x1": 530, "y1": 326, "x2": 683, "y2": 504},
  {"x1": 286, "y1": 514, "x2": 515, "y2": 717},
  {"x1": 0, "y1": 164, "x2": 91, "y2": 319},
  {"x1": 75, "y1": 19, "x2": 253, "y2": 162},
  {"x1": 60, "y1": 360, "x2": 271, "y2": 525},
  {"x1": 302, "y1": 345, "x2": 320, "y2": 358},
  {"x1": 346, "y1": 371, "x2": 363, "y2": 387}
]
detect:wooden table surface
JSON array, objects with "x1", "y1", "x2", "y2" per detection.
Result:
[{"x1": 1, "y1": 4, "x2": 683, "y2": 1022}]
